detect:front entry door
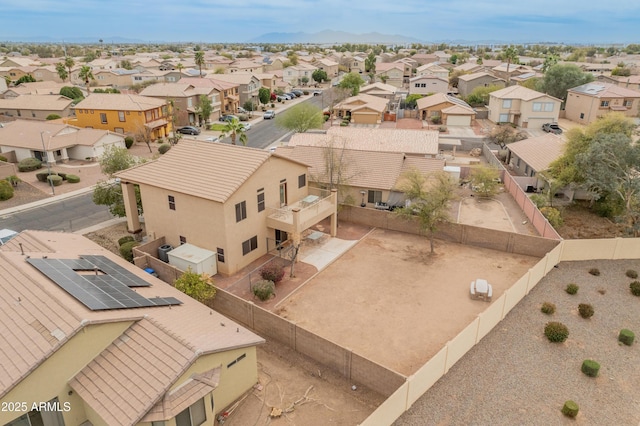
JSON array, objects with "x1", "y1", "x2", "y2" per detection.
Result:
[{"x1": 275, "y1": 229, "x2": 288, "y2": 246}]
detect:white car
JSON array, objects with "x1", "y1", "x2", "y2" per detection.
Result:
[
  {"x1": 0, "y1": 229, "x2": 18, "y2": 246},
  {"x1": 204, "y1": 136, "x2": 219, "y2": 142},
  {"x1": 241, "y1": 122, "x2": 252, "y2": 131}
]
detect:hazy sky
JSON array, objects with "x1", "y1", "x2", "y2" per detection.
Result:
[{"x1": 2, "y1": 0, "x2": 638, "y2": 43}]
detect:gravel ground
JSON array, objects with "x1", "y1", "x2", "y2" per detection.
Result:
[{"x1": 395, "y1": 259, "x2": 640, "y2": 425}]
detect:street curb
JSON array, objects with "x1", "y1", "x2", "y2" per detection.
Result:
[{"x1": 0, "y1": 184, "x2": 98, "y2": 216}]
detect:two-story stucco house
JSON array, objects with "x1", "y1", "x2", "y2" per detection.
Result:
[
  {"x1": 408, "y1": 75, "x2": 449, "y2": 95},
  {"x1": 117, "y1": 141, "x2": 338, "y2": 276},
  {"x1": 140, "y1": 82, "x2": 222, "y2": 125},
  {"x1": 565, "y1": 82, "x2": 640, "y2": 125},
  {"x1": 487, "y1": 86, "x2": 561, "y2": 128}
]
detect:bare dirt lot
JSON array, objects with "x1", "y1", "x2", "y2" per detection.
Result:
[
  {"x1": 275, "y1": 228, "x2": 540, "y2": 376},
  {"x1": 556, "y1": 202, "x2": 627, "y2": 239}
]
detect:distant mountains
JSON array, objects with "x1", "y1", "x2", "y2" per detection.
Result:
[
  {"x1": 0, "y1": 36, "x2": 146, "y2": 44},
  {"x1": 249, "y1": 30, "x2": 424, "y2": 44}
]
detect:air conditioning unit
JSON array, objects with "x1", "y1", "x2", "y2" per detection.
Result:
[{"x1": 158, "y1": 244, "x2": 173, "y2": 263}]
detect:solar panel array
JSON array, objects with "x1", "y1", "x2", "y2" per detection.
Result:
[{"x1": 27, "y1": 256, "x2": 182, "y2": 311}]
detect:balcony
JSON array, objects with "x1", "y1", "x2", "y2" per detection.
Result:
[{"x1": 266, "y1": 188, "x2": 338, "y2": 236}]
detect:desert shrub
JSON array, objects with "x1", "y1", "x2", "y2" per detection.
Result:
[
  {"x1": 47, "y1": 175, "x2": 63, "y2": 186},
  {"x1": 124, "y1": 136, "x2": 134, "y2": 149},
  {"x1": 303, "y1": 90, "x2": 309, "y2": 95},
  {"x1": 0, "y1": 155, "x2": 7, "y2": 162},
  {"x1": 36, "y1": 171, "x2": 56, "y2": 182},
  {"x1": 431, "y1": 115, "x2": 442, "y2": 124},
  {"x1": 238, "y1": 113, "x2": 249, "y2": 121},
  {"x1": 57, "y1": 172, "x2": 67, "y2": 180},
  {"x1": 252, "y1": 279, "x2": 275, "y2": 301},
  {"x1": 340, "y1": 121, "x2": 349, "y2": 126},
  {"x1": 17, "y1": 157, "x2": 42, "y2": 172},
  {"x1": 158, "y1": 144, "x2": 171, "y2": 155},
  {"x1": 45, "y1": 114, "x2": 61, "y2": 120},
  {"x1": 260, "y1": 262, "x2": 285, "y2": 284},
  {"x1": 66, "y1": 174, "x2": 80, "y2": 183},
  {"x1": 541, "y1": 302, "x2": 556, "y2": 315},
  {"x1": 530, "y1": 194, "x2": 547, "y2": 208},
  {"x1": 5, "y1": 175, "x2": 20, "y2": 185},
  {"x1": 438, "y1": 126, "x2": 448, "y2": 132},
  {"x1": 581, "y1": 359, "x2": 600, "y2": 377},
  {"x1": 117, "y1": 235, "x2": 135, "y2": 247},
  {"x1": 324, "y1": 114, "x2": 330, "y2": 122},
  {"x1": 565, "y1": 283, "x2": 579, "y2": 295},
  {"x1": 544, "y1": 321, "x2": 569, "y2": 343},
  {"x1": 578, "y1": 303, "x2": 594, "y2": 319},
  {"x1": 630, "y1": 281, "x2": 640, "y2": 296},
  {"x1": 588, "y1": 268, "x2": 600, "y2": 276},
  {"x1": 561, "y1": 400, "x2": 579, "y2": 418},
  {"x1": 540, "y1": 206, "x2": 563, "y2": 227},
  {"x1": 626, "y1": 269, "x2": 638, "y2": 279},
  {"x1": 0, "y1": 180, "x2": 14, "y2": 201},
  {"x1": 618, "y1": 329, "x2": 635, "y2": 346},
  {"x1": 119, "y1": 240, "x2": 140, "y2": 263}
]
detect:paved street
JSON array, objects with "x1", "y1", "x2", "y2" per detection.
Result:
[{"x1": 0, "y1": 192, "x2": 113, "y2": 233}]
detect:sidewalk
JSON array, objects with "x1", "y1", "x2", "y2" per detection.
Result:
[{"x1": 0, "y1": 184, "x2": 96, "y2": 216}]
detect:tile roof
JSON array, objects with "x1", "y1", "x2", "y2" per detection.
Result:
[
  {"x1": 0, "y1": 120, "x2": 117, "y2": 150},
  {"x1": 73, "y1": 93, "x2": 167, "y2": 111},
  {"x1": 458, "y1": 71, "x2": 504, "y2": 82},
  {"x1": 0, "y1": 230, "x2": 264, "y2": 404},
  {"x1": 0, "y1": 94, "x2": 73, "y2": 110},
  {"x1": 139, "y1": 83, "x2": 212, "y2": 98},
  {"x1": 360, "y1": 82, "x2": 398, "y2": 94},
  {"x1": 334, "y1": 93, "x2": 389, "y2": 113},
  {"x1": 276, "y1": 145, "x2": 443, "y2": 191},
  {"x1": 507, "y1": 134, "x2": 565, "y2": 172},
  {"x1": 416, "y1": 93, "x2": 472, "y2": 111},
  {"x1": 288, "y1": 126, "x2": 439, "y2": 156},
  {"x1": 409, "y1": 75, "x2": 448, "y2": 83},
  {"x1": 209, "y1": 73, "x2": 259, "y2": 85},
  {"x1": 489, "y1": 85, "x2": 559, "y2": 102},
  {"x1": 6, "y1": 81, "x2": 69, "y2": 95},
  {"x1": 117, "y1": 139, "x2": 306, "y2": 202},
  {"x1": 568, "y1": 82, "x2": 640, "y2": 98}
]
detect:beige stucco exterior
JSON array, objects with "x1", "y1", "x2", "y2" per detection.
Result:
[
  {"x1": 409, "y1": 76, "x2": 449, "y2": 95},
  {"x1": 565, "y1": 87, "x2": 640, "y2": 125},
  {"x1": 488, "y1": 88, "x2": 561, "y2": 128}
]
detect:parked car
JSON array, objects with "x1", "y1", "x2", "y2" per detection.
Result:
[
  {"x1": 313, "y1": 90, "x2": 323, "y2": 96},
  {"x1": 220, "y1": 114, "x2": 239, "y2": 122},
  {"x1": 176, "y1": 126, "x2": 200, "y2": 135},
  {"x1": 292, "y1": 90, "x2": 304, "y2": 96},
  {"x1": 276, "y1": 95, "x2": 289, "y2": 101},
  {"x1": 263, "y1": 110, "x2": 276, "y2": 119},
  {"x1": 286, "y1": 92, "x2": 298, "y2": 98},
  {"x1": 204, "y1": 136, "x2": 219, "y2": 142},
  {"x1": 237, "y1": 107, "x2": 247, "y2": 114},
  {"x1": 241, "y1": 122, "x2": 252, "y2": 131},
  {"x1": 0, "y1": 229, "x2": 18, "y2": 246},
  {"x1": 542, "y1": 123, "x2": 562, "y2": 134}
]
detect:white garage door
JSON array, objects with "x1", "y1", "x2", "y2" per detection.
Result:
[
  {"x1": 446, "y1": 115, "x2": 471, "y2": 126},
  {"x1": 527, "y1": 117, "x2": 555, "y2": 129}
]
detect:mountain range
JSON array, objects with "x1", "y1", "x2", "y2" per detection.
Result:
[{"x1": 248, "y1": 30, "x2": 424, "y2": 44}]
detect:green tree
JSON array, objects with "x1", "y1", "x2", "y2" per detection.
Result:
[
  {"x1": 469, "y1": 166, "x2": 501, "y2": 198},
  {"x1": 466, "y1": 84, "x2": 501, "y2": 105},
  {"x1": 16, "y1": 74, "x2": 36, "y2": 84},
  {"x1": 55, "y1": 62, "x2": 68, "y2": 82},
  {"x1": 405, "y1": 94, "x2": 423, "y2": 108},
  {"x1": 312, "y1": 69, "x2": 328, "y2": 83},
  {"x1": 258, "y1": 87, "x2": 271, "y2": 106},
  {"x1": 542, "y1": 54, "x2": 559, "y2": 73},
  {"x1": 338, "y1": 72, "x2": 365, "y2": 96},
  {"x1": 449, "y1": 70, "x2": 467, "y2": 88},
  {"x1": 194, "y1": 51, "x2": 205, "y2": 77},
  {"x1": 99, "y1": 145, "x2": 139, "y2": 175},
  {"x1": 64, "y1": 56, "x2": 75, "y2": 82},
  {"x1": 93, "y1": 146, "x2": 142, "y2": 217},
  {"x1": 365, "y1": 52, "x2": 376, "y2": 73},
  {"x1": 119, "y1": 59, "x2": 133, "y2": 70},
  {"x1": 275, "y1": 102, "x2": 324, "y2": 133},
  {"x1": 576, "y1": 133, "x2": 640, "y2": 235},
  {"x1": 60, "y1": 86, "x2": 84, "y2": 103},
  {"x1": 79, "y1": 65, "x2": 95, "y2": 94},
  {"x1": 301, "y1": 76, "x2": 309, "y2": 85},
  {"x1": 549, "y1": 112, "x2": 637, "y2": 186},
  {"x1": 502, "y1": 45, "x2": 519, "y2": 84},
  {"x1": 197, "y1": 94, "x2": 213, "y2": 125},
  {"x1": 221, "y1": 118, "x2": 248, "y2": 145},
  {"x1": 395, "y1": 170, "x2": 457, "y2": 253},
  {"x1": 174, "y1": 268, "x2": 216, "y2": 303},
  {"x1": 536, "y1": 64, "x2": 594, "y2": 102},
  {"x1": 449, "y1": 54, "x2": 458, "y2": 64},
  {"x1": 611, "y1": 66, "x2": 631, "y2": 77}
]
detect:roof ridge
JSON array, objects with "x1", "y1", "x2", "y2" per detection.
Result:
[{"x1": 142, "y1": 315, "x2": 198, "y2": 353}]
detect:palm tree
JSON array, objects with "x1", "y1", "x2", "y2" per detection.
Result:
[
  {"x1": 79, "y1": 66, "x2": 95, "y2": 95},
  {"x1": 194, "y1": 51, "x2": 205, "y2": 78},
  {"x1": 221, "y1": 118, "x2": 247, "y2": 146},
  {"x1": 176, "y1": 62, "x2": 184, "y2": 75},
  {"x1": 55, "y1": 62, "x2": 68, "y2": 82},
  {"x1": 64, "y1": 56, "x2": 75, "y2": 82},
  {"x1": 502, "y1": 45, "x2": 519, "y2": 86}
]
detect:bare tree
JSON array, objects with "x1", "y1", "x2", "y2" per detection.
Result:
[{"x1": 134, "y1": 123, "x2": 154, "y2": 153}]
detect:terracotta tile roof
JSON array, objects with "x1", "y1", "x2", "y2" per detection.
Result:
[
  {"x1": 0, "y1": 94, "x2": 73, "y2": 110},
  {"x1": 117, "y1": 139, "x2": 306, "y2": 202},
  {"x1": 490, "y1": 85, "x2": 561, "y2": 102},
  {"x1": 334, "y1": 94, "x2": 389, "y2": 113},
  {"x1": 73, "y1": 93, "x2": 167, "y2": 111},
  {"x1": 0, "y1": 230, "x2": 264, "y2": 405},
  {"x1": 69, "y1": 318, "x2": 197, "y2": 426},
  {"x1": 0, "y1": 120, "x2": 117, "y2": 150},
  {"x1": 416, "y1": 93, "x2": 472, "y2": 111},
  {"x1": 507, "y1": 134, "x2": 565, "y2": 172},
  {"x1": 458, "y1": 71, "x2": 504, "y2": 82},
  {"x1": 288, "y1": 126, "x2": 439, "y2": 156},
  {"x1": 568, "y1": 82, "x2": 640, "y2": 98}
]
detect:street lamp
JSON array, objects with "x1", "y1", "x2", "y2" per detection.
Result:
[{"x1": 40, "y1": 131, "x2": 55, "y2": 196}]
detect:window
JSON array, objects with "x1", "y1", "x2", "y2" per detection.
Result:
[
  {"x1": 498, "y1": 113, "x2": 509, "y2": 123},
  {"x1": 187, "y1": 97, "x2": 193, "y2": 107},
  {"x1": 420, "y1": 83, "x2": 426, "y2": 88},
  {"x1": 55, "y1": 150, "x2": 62, "y2": 156},
  {"x1": 532, "y1": 102, "x2": 542, "y2": 112},
  {"x1": 580, "y1": 113, "x2": 585, "y2": 119},
  {"x1": 100, "y1": 113, "x2": 107, "y2": 124},
  {"x1": 414, "y1": 83, "x2": 420, "y2": 88},
  {"x1": 524, "y1": 165, "x2": 530, "y2": 175},
  {"x1": 179, "y1": 236, "x2": 186, "y2": 245},
  {"x1": 543, "y1": 102, "x2": 554, "y2": 112},
  {"x1": 600, "y1": 100, "x2": 609, "y2": 107},
  {"x1": 175, "y1": 398, "x2": 206, "y2": 426},
  {"x1": 217, "y1": 248, "x2": 225, "y2": 263},
  {"x1": 624, "y1": 100, "x2": 633, "y2": 107},
  {"x1": 118, "y1": 111, "x2": 125, "y2": 122},
  {"x1": 502, "y1": 99, "x2": 512, "y2": 108},
  {"x1": 368, "y1": 190, "x2": 382, "y2": 204},
  {"x1": 257, "y1": 191, "x2": 265, "y2": 212},
  {"x1": 298, "y1": 174, "x2": 306, "y2": 188},
  {"x1": 168, "y1": 195, "x2": 175, "y2": 210},
  {"x1": 227, "y1": 353, "x2": 247, "y2": 368},
  {"x1": 114, "y1": 127, "x2": 124, "y2": 133},
  {"x1": 235, "y1": 201, "x2": 247, "y2": 221},
  {"x1": 242, "y1": 236, "x2": 258, "y2": 255},
  {"x1": 516, "y1": 158, "x2": 521, "y2": 168}
]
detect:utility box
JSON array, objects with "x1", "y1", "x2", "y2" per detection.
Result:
[
  {"x1": 158, "y1": 244, "x2": 173, "y2": 263},
  {"x1": 444, "y1": 165, "x2": 461, "y2": 181},
  {"x1": 167, "y1": 243, "x2": 217, "y2": 275}
]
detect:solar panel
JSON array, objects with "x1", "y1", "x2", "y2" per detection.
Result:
[{"x1": 27, "y1": 257, "x2": 181, "y2": 311}]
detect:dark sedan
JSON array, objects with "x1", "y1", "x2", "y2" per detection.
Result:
[{"x1": 176, "y1": 126, "x2": 201, "y2": 135}]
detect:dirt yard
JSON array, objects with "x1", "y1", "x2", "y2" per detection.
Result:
[
  {"x1": 556, "y1": 202, "x2": 627, "y2": 239},
  {"x1": 275, "y1": 228, "x2": 540, "y2": 376}
]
